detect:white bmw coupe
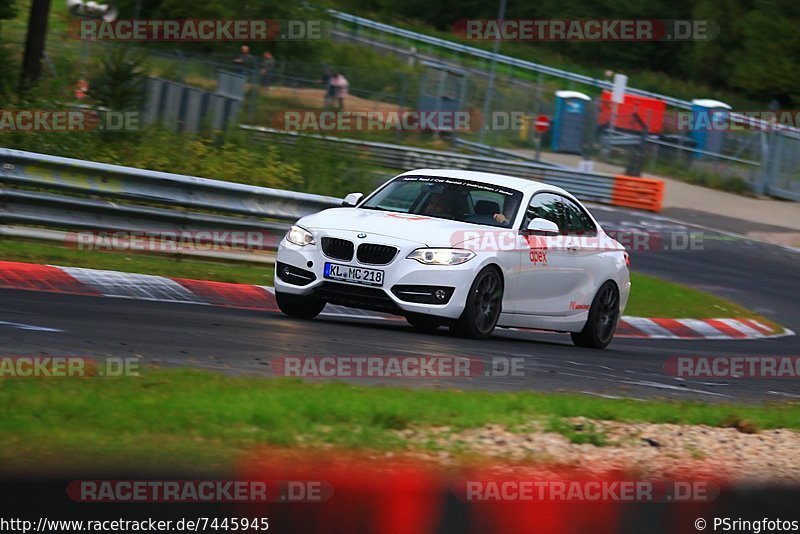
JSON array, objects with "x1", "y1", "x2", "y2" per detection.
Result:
[{"x1": 275, "y1": 169, "x2": 630, "y2": 348}]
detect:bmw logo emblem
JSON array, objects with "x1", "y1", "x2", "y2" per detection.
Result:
[{"x1": 357, "y1": 233, "x2": 367, "y2": 238}]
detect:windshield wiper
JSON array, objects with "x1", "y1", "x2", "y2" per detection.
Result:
[{"x1": 360, "y1": 205, "x2": 395, "y2": 212}]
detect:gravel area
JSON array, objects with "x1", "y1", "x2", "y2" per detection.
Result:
[{"x1": 398, "y1": 418, "x2": 800, "y2": 484}]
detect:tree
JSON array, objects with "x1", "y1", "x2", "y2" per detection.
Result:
[
  {"x1": 728, "y1": 0, "x2": 800, "y2": 104},
  {"x1": 0, "y1": 0, "x2": 17, "y2": 21},
  {"x1": 90, "y1": 48, "x2": 147, "y2": 111},
  {"x1": 20, "y1": 0, "x2": 51, "y2": 87}
]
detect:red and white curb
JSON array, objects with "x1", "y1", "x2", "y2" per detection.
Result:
[{"x1": 0, "y1": 261, "x2": 791, "y2": 340}]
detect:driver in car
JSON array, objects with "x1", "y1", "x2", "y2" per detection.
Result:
[{"x1": 424, "y1": 194, "x2": 454, "y2": 219}]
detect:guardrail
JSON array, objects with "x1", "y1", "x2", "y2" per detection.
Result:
[
  {"x1": 451, "y1": 138, "x2": 571, "y2": 169},
  {"x1": 242, "y1": 125, "x2": 664, "y2": 211},
  {"x1": 0, "y1": 148, "x2": 340, "y2": 253}
]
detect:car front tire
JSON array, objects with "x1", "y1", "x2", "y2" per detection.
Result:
[
  {"x1": 275, "y1": 291, "x2": 326, "y2": 319},
  {"x1": 571, "y1": 281, "x2": 620, "y2": 349},
  {"x1": 450, "y1": 266, "x2": 503, "y2": 340}
]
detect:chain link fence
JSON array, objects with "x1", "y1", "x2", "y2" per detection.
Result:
[{"x1": 330, "y1": 18, "x2": 800, "y2": 200}]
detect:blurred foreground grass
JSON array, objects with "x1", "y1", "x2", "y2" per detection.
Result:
[{"x1": 0, "y1": 368, "x2": 798, "y2": 472}]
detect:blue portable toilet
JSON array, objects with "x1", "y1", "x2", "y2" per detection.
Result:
[
  {"x1": 690, "y1": 99, "x2": 731, "y2": 158},
  {"x1": 552, "y1": 90, "x2": 591, "y2": 154}
]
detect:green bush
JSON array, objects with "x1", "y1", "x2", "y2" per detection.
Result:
[
  {"x1": 118, "y1": 130, "x2": 304, "y2": 190},
  {"x1": 272, "y1": 136, "x2": 385, "y2": 196},
  {"x1": 2, "y1": 124, "x2": 303, "y2": 191}
]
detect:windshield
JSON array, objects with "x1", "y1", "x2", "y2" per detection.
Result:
[{"x1": 361, "y1": 175, "x2": 523, "y2": 228}]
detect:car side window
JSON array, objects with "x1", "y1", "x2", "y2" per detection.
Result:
[
  {"x1": 523, "y1": 193, "x2": 564, "y2": 229},
  {"x1": 469, "y1": 190, "x2": 503, "y2": 213},
  {"x1": 560, "y1": 196, "x2": 597, "y2": 236}
]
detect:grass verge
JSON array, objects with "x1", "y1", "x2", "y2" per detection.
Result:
[
  {"x1": 624, "y1": 271, "x2": 775, "y2": 323},
  {"x1": 0, "y1": 238, "x2": 273, "y2": 286},
  {"x1": 1, "y1": 369, "x2": 798, "y2": 471}
]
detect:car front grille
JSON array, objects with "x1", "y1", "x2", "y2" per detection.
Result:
[
  {"x1": 357, "y1": 243, "x2": 398, "y2": 265},
  {"x1": 321, "y1": 237, "x2": 354, "y2": 261}
]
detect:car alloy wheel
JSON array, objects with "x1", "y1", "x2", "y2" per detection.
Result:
[
  {"x1": 571, "y1": 281, "x2": 620, "y2": 349},
  {"x1": 451, "y1": 267, "x2": 503, "y2": 340}
]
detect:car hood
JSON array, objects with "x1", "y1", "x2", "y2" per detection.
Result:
[{"x1": 297, "y1": 208, "x2": 489, "y2": 247}]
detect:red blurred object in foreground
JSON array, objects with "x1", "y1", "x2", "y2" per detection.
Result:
[{"x1": 238, "y1": 452, "x2": 723, "y2": 534}]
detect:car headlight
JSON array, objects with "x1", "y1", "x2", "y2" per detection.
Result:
[
  {"x1": 286, "y1": 225, "x2": 315, "y2": 246},
  {"x1": 407, "y1": 248, "x2": 475, "y2": 265}
]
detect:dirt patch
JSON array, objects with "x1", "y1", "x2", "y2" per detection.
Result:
[
  {"x1": 399, "y1": 417, "x2": 800, "y2": 484},
  {"x1": 263, "y1": 86, "x2": 405, "y2": 114}
]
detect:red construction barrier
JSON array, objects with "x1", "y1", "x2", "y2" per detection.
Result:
[
  {"x1": 239, "y1": 453, "x2": 446, "y2": 534},
  {"x1": 238, "y1": 452, "x2": 724, "y2": 534},
  {"x1": 598, "y1": 91, "x2": 667, "y2": 134}
]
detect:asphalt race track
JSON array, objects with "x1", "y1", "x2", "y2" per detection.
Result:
[{"x1": 1, "y1": 206, "x2": 798, "y2": 403}]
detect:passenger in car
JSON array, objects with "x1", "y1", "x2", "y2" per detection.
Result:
[{"x1": 491, "y1": 199, "x2": 516, "y2": 226}]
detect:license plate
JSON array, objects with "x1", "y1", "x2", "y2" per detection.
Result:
[{"x1": 324, "y1": 262, "x2": 384, "y2": 287}]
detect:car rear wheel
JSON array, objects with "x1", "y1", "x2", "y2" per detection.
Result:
[
  {"x1": 405, "y1": 313, "x2": 442, "y2": 332},
  {"x1": 450, "y1": 267, "x2": 503, "y2": 340},
  {"x1": 571, "y1": 281, "x2": 620, "y2": 349},
  {"x1": 275, "y1": 291, "x2": 326, "y2": 319}
]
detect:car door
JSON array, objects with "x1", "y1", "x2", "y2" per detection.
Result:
[
  {"x1": 458, "y1": 189, "x2": 526, "y2": 315},
  {"x1": 507, "y1": 192, "x2": 575, "y2": 315},
  {"x1": 558, "y1": 195, "x2": 601, "y2": 314}
]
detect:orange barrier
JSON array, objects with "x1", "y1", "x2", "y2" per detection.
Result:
[{"x1": 612, "y1": 175, "x2": 665, "y2": 212}]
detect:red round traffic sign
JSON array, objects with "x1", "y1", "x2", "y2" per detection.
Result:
[{"x1": 534, "y1": 114, "x2": 550, "y2": 133}]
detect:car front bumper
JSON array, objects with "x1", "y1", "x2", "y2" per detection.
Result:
[{"x1": 274, "y1": 231, "x2": 482, "y2": 319}]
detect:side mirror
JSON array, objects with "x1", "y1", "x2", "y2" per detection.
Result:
[
  {"x1": 342, "y1": 192, "x2": 364, "y2": 207},
  {"x1": 526, "y1": 218, "x2": 560, "y2": 235}
]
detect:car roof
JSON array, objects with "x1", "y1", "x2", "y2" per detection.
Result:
[{"x1": 396, "y1": 168, "x2": 572, "y2": 197}]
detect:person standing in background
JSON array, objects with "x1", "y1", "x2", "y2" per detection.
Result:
[
  {"x1": 260, "y1": 51, "x2": 275, "y2": 91},
  {"x1": 320, "y1": 68, "x2": 334, "y2": 107},
  {"x1": 233, "y1": 44, "x2": 254, "y2": 76},
  {"x1": 332, "y1": 72, "x2": 349, "y2": 110}
]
